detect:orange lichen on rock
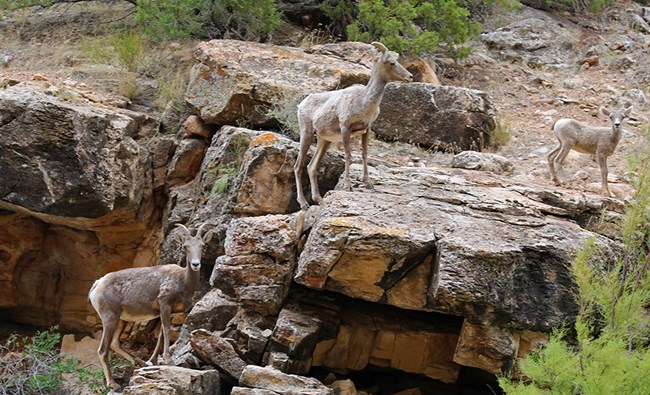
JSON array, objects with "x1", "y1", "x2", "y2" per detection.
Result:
[{"x1": 250, "y1": 132, "x2": 280, "y2": 148}]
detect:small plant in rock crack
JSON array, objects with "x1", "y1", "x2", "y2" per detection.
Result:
[{"x1": 210, "y1": 167, "x2": 238, "y2": 195}]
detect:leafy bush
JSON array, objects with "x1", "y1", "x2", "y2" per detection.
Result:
[
  {"x1": 0, "y1": 326, "x2": 106, "y2": 395},
  {"x1": 323, "y1": 0, "x2": 480, "y2": 58},
  {"x1": 499, "y1": 127, "x2": 650, "y2": 394},
  {"x1": 134, "y1": 0, "x2": 281, "y2": 41}
]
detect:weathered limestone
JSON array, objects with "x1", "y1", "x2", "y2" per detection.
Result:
[
  {"x1": 239, "y1": 365, "x2": 334, "y2": 395},
  {"x1": 373, "y1": 83, "x2": 496, "y2": 152},
  {"x1": 166, "y1": 138, "x2": 207, "y2": 187},
  {"x1": 210, "y1": 213, "x2": 302, "y2": 316},
  {"x1": 190, "y1": 329, "x2": 248, "y2": 381},
  {"x1": 171, "y1": 288, "x2": 239, "y2": 359},
  {"x1": 452, "y1": 150, "x2": 513, "y2": 174},
  {"x1": 124, "y1": 366, "x2": 220, "y2": 395},
  {"x1": 0, "y1": 86, "x2": 158, "y2": 331},
  {"x1": 480, "y1": 6, "x2": 579, "y2": 68},
  {"x1": 0, "y1": 86, "x2": 150, "y2": 218},
  {"x1": 295, "y1": 164, "x2": 620, "y2": 331},
  {"x1": 186, "y1": 40, "x2": 372, "y2": 127},
  {"x1": 160, "y1": 126, "x2": 343, "y2": 266},
  {"x1": 230, "y1": 132, "x2": 343, "y2": 215}
]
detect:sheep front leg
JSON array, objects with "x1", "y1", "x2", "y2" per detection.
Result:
[
  {"x1": 294, "y1": 127, "x2": 313, "y2": 210},
  {"x1": 361, "y1": 130, "x2": 373, "y2": 189},
  {"x1": 597, "y1": 153, "x2": 611, "y2": 197},
  {"x1": 146, "y1": 325, "x2": 163, "y2": 366},
  {"x1": 341, "y1": 125, "x2": 353, "y2": 191},
  {"x1": 159, "y1": 301, "x2": 173, "y2": 365}
]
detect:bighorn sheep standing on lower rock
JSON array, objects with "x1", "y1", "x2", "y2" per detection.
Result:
[
  {"x1": 547, "y1": 106, "x2": 632, "y2": 197},
  {"x1": 88, "y1": 223, "x2": 209, "y2": 390},
  {"x1": 293, "y1": 42, "x2": 413, "y2": 210}
]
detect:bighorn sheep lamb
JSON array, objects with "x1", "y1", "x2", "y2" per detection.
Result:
[
  {"x1": 547, "y1": 106, "x2": 632, "y2": 197},
  {"x1": 88, "y1": 223, "x2": 209, "y2": 390},
  {"x1": 293, "y1": 42, "x2": 413, "y2": 209}
]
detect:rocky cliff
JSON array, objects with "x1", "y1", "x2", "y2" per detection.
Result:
[{"x1": 1, "y1": 2, "x2": 648, "y2": 394}]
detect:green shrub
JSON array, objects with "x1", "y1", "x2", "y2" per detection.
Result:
[
  {"x1": 134, "y1": 0, "x2": 280, "y2": 41},
  {"x1": 0, "y1": 326, "x2": 106, "y2": 395},
  {"x1": 324, "y1": 0, "x2": 480, "y2": 58},
  {"x1": 499, "y1": 127, "x2": 650, "y2": 394}
]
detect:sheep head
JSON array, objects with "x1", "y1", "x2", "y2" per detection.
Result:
[{"x1": 175, "y1": 223, "x2": 210, "y2": 271}]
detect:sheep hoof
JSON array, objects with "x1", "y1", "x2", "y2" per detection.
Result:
[
  {"x1": 300, "y1": 203, "x2": 310, "y2": 211},
  {"x1": 109, "y1": 381, "x2": 121, "y2": 391},
  {"x1": 364, "y1": 183, "x2": 374, "y2": 190}
]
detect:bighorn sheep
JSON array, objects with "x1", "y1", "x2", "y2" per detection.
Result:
[
  {"x1": 88, "y1": 223, "x2": 209, "y2": 390},
  {"x1": 547, "y1": 106, "x2": 631, "y2": 197},
  {"x1": 293, "y1": 42, "x2": 413, "y2": 209}
]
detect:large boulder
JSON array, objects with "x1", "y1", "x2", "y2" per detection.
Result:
[
  {"x1": 0, "y1": 86, "x2": 150, "y2": 218},
  {"x1": 239, "y1": 365, "x2": 333, "y2": 395},
  {"x1": 186, "y1": 40, "x2": 373, "y2": 127},
  {"x1": 0, "y1": 86, "x2": 157, "y2": 331},
  {"x1": 480, "y1": 6, "x2": 579, "y2": 68},
  {"x1": 373, "y1": 83, "x2": 496, "y2": 152},
  {"x1": 295, "y1": 164, "x2": 620, "y2": 331},
  {"x1": 124, "y1": 366, "x2": 220, "y2": 395}
]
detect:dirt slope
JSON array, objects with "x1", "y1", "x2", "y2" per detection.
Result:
[{"x1": 1, "y1": 0, "x2": 648, "y2": 199}]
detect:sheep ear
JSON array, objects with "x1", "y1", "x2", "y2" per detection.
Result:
[
  {"x1": 202, "y1": 230, "x2": 214, "y2": 244},
  {"x1": 624, "y1": 106, "x2": 632, "y2": 116},
  {"x1": 600, "y1": 107, "x2": 610, "y2": 117},
  {"x1": 371, "y1": 42, "x2": 388, "y2": 54}
]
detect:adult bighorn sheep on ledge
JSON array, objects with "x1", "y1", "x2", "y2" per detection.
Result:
[
  {"x1": 547, "y1": 106, "x2": 632, "y2": 197},
  {"x1": 293, "y1": 41, "x2": 413, "y2": 210},
  {"x1": 88, "y1": 223, "x2": 210, "y2": 390}
]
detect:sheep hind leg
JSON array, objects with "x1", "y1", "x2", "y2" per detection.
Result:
[
  {"x1": 307, "y1": 138, "x2": 331, "y2": 204},
  {"x1": 340, "y1": 126, "x2": 353, "y2": 192},
  {"x1": 361, "y1": 130, "x2": 374, "y2": 189},
  {"x1": 553, "y1": 145, "x2": 573, "y2": 186},
  {"x1": 547, "y1": 143, "x2": 561, "y2": 185},
  {"x1": 97, "y1": 314, "x2": 121, "y2": 390},
  {"x1": 111, "y1": 319, "x2": 146, "y2": 367}
]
